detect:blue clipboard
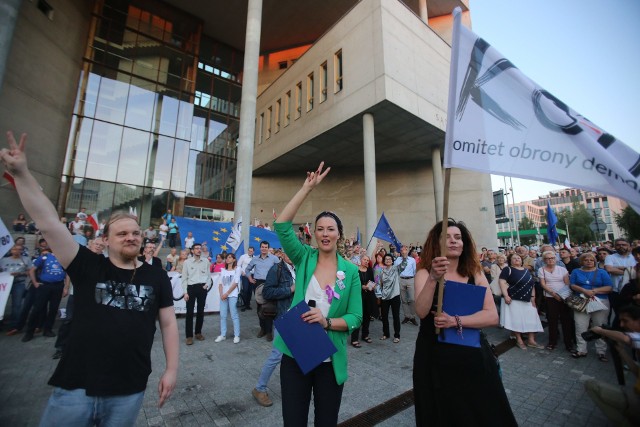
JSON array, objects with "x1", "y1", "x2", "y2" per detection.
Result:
[
  {"x1": 437, "y1": 280, "x2": 486, "y2": 348},
  {"x1": 274, "y1": 300, "x2": 338, "y2": 374}
]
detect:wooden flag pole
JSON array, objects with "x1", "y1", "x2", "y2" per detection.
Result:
[{"x1": 434, "y1": 167, "x2": 451, "y2": 335}]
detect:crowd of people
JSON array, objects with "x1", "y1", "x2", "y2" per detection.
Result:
[{"x1": 2, "y1": 132, "x2": 640, "y2": 426}]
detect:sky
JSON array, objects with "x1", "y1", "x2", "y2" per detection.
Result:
[{"x1": 469, "y1": 0, "x2": 640, "y2": 203}]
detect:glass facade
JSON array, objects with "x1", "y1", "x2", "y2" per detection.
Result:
[{"x1": 62, "y1": 0, "x2": 241, "y2": 227}]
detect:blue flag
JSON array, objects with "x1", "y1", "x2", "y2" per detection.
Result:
[
  {"x1": 235, "y1": 240, "x2": 245, "y2": 258},
  {"x1": 174, "y1": 217, "x2": 280, "y2": 256},
  {"x1": 373, "y1": 213, "x2": 402, "y2": 250},
  {"x1": 546, "y1": 200, "x2": 559, "y2": 245}
]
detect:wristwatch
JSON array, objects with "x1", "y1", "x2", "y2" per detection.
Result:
[{"x1": 325, "y1": 317, "x2": 332, "y2": 331}]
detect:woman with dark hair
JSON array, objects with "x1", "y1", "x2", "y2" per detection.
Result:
[
  {"x1": 413, "y1": 219, "x2": 516, "y2": 427},
  {"x1": 215, "y1": 253, "x2": 240, "y2": 343},
  {"x1": 499, "y1": 253, "x2": 544, "y2": 350},
  {"x1": 13, "y1": 213, "x2": 27, "y2": 232},
  {"x1": 380, "y1": 253, "x2": 402, "y2": 342},
  {"x1": 350, "y1": 255, "x2": 375, "y2": 347},
  {"x1": 273, "y1": 162, "x2": 362, "y2": 426}
]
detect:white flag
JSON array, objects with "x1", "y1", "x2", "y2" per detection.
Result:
[
  {"x1": 443, "y1": 10, "x2": 640, "y2": 212},
  {"x1": 225, "y1": 217, "x2": 242, "y2": 253},
  {"x1": 0, "y1": 218, "x2": 14, "y2": 259}
]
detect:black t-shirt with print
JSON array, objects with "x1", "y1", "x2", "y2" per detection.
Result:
[{"x1": 48, "y1": 245, "x2": 173, "y2": 396}]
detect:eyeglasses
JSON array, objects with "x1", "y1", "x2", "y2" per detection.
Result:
[{"x1": 543, "y1": 257, "x2": 555, "y2": 260}]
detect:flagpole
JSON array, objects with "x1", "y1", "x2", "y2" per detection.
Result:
[{"x1": 435, "y1": 6, "x2": 462, "y2": 334}]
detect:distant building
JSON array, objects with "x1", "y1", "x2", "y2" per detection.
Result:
[{"x1": 496, "y1": 188, "x2": 628, "y2": 246}]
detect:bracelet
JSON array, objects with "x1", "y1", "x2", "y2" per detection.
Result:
[{"x1": 454, "y1": 315, "x2": 463, "y2": 338}]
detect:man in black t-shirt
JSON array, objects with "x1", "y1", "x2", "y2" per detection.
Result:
[{"x1": 1, "y1": 131, "x2": 179, "y2": 426}]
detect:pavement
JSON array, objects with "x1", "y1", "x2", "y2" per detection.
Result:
[{"x1": 0, "y1": 303, "x2": 624, "y2": 426}]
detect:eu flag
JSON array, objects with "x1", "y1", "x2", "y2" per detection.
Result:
[
  {"x1": 546, "y1": 200, "x2": 559, "y2": 245},
  {"x1": 373, "y1": 213, "x2": 403, "y2": 250}
]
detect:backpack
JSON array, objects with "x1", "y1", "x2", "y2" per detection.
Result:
[{"x1": 255, "y1": 262, "x2": 283, "y2": 319}]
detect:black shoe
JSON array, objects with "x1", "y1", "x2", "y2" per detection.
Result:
[
  {"x1": 241, "y1": 307, "x2": 247, "y2": 312},
  {"x1": 257, "y1": 329, "x2": 266, "y2": 338},
  {"x1": 266, "y1": 333, "x2": 273, "y2": 342},
  {"x1": 52, "y1": 350, "x2": 63, "y2": 359},
  {"x1": 410, "y1": 318, "x2": 419, "y2": 326},
  {"x1": 21, "y1": 333, "x2": 34, "y2": 342},
  {"x1": 43, "y1": 330, "x2": 56, "y2": 338},
  {"x1": 401, "y1": 317, "x2": 410, "y2": 324}
]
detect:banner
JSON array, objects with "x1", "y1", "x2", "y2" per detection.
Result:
[
  {"x1": 0, "y1": 218, "x2": 14, "y2": 259},
  {"x1": 173, "y1": 217, "x2": 281, "y2": 256},
  {"x1": 0, "y1": 272, "x2": 14, "y2": 321},
  {"x1": 443, "y1": 14, "x2": 640, "y2": 213},
  {"x1": 168, "y1": 271, "x2": 220, "y2": 313}
]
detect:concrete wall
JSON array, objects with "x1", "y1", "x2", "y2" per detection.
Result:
[
  {"x1": 251, "y1": 161, "x2": 498, "y2": 251},
  {"x1": 0, "y1": 0, "x2": 90, "y2": 226}
]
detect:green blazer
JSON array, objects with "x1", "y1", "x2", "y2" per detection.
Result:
[{"x1": 273, "y1": 221, "x2": 362, "y2": 385}]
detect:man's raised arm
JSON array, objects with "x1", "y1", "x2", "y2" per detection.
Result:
[{"x1": 1, "y1": 132, "x2": 78, "y2": 267}]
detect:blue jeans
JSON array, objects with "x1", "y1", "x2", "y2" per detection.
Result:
[
  {"x1": 256, "y1": 330, "x2": 283, "y2": 392},
  {"x1": 8, "y1": 280, "x2": 26, "y2": 328},
  {"x1": 219, "y1": 296, "x2": 240, "y2": 337},
  {"x1": 40, "y1": 388, "x2": 144, "y2": 427}
]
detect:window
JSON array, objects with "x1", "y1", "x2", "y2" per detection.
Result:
[
  {"x1": 278, "y1": 61, "x2": 288, "y2": 70},
  {"x1": 295, "y1": 82, "x2": 302, "y2": 119},
  {"x1": 307, "y1": 73, "x2": 314, "y2": 111},
  {"x1": 334, "y1": 50, "x2": 343, "y2": 92},
  {"x1": 320, "y1": 62, "x2": 328, "y2": 103},
  {"x1": 266, "y1": 107, "x2": 272, "y2": 139},
  {"x1": 275, "y1": 99, "x2": 281, "y2": 133},
  {"x1": 284, "y1": 91, "x2": 291, "y2": 127},
  {"x1": 258, "y1": 113, "x2": 264, "y2": 144}
]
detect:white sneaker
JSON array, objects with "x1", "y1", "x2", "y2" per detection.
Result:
[
  {"x1": 233, "y1": 336, "x2": 240, "y2": 344},
  {"x1": 214, "y1": 335, "x2": 226, "y2": 343}
]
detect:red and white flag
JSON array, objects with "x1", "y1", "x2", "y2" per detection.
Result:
[
  {"x1": 304, "y1": 222, "x2": 311, "y2": 236},
  {"x1": 443, "y1": 9, "x2": 640, "y2": 213},
  {"x1": 86, "y1": 213, "x2": 99, "y2": 230},
  {"x1": 272, "y1": 208, "x2": 277, "y2": 219},
  {"x1": 3, "y1": 171, "x2": 15, "y2": 188}
]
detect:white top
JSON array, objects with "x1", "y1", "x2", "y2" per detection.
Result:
[
  {"x1": 237, "y1": 253, "x2": 253, "y2": 276},
  {"x1": 538, "y1": 265, "x2": 569, "y2": 297},
  {"x1": 159, "y1": 224, "x2": 169, "y2": 236},
  {"x1": 605, "y1": 253, "x2": 637, "y2": 292},
  {"x1": 184, "y1": 237, "x2": 195, "y2": 249},
  {"x1": 220, "y1": 267, "x2": 240, "y2": 297},
  {"x1": 305, "y1": 275, "x2": 331, "y2": 317}
]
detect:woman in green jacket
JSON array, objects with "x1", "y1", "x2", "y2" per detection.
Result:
[{"x1": 274, "y1": 161, "x2": 362, "y2": 426}]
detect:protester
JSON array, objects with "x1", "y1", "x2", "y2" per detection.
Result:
[
  {"x1": 413, "y1": 219, "x2": 516, "y2": 426},
  {"x1": 215, "y1": 253, "x2": 241, "y2": 343},
  {"x1": 380, "y1": 253, "x2": 402, "y2": 342},
  {"x1": 350, "y1": 255, "x2": 375, "y2": 347},
  {"x1": 0, "y1": 245, "x2": 32, "y2": 331},
  {"x1": 184, "y1": 231, "x2": 195, "y2": 250},
  {"x1": 395, "y1": 245, "x2": 418, "y2": 326},
  {"x1": 13, "y1": 213, "x2": 28, "y2": 232},
  {"x1": 165, "y1": 247, "x2": 177, "y2": 272},
  {"x1": 584, "y1": 305, "x2": 640, "y2": 426},
  {"x1": 182, "y1": 243, "x2": 212, "y2": 345},
  {"x1": 159, "y1": 219, "x2": 169, "y2": 247},
  {"x1": 273, "y1": 162, "x2": 362, "y2": 426},
  {"x1": 538, "y1": 250, "x2": 573, "y2": 352},
  {"x1": 1, "y1": 131, "x2": 178, "y2": 424},
  {"x1": 143, "y1": 225, "x2": 157, "y2": 244},
  {"x1": 139, "y1": 241, "x2": 163, "y2": 269},
  {"x1": 168, "y1": 218, "x2": 179, "y2": 248},
  {"x1": 570, "y1": 252, "x2": 613, "y2": 360},
  {"x1": 172, "y1": 249, "x2": 189, "y2": 273},
  {"x1": 245, "y1": 241, "x2": 279, "y2": 341},
  {"x1": 499, "y1": 253, "x2": 544, "y2": 350},
  {"x1": 252, "y1": 251, "x2": 296, "y2": 407},
  {"x1": 605, "y1": 238, "x2": 637, "y2": 320},
  {"x1": 238, "y1": 246, "x2": 255, "y2": 312},
  {"x1": 617, "y1": 247, "x2": 640, "y2": 308}
]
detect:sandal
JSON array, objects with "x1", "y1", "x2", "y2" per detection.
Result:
[
  {"x1": 527, "y1": 342, "x2": 544, "y2": 349},
  {"x1": 516, "y1": 342, "x2": 527, "y2": 350},
  {"x1": 571, "y1": 352, "x2": 587, "y2": 359},
  {"x1": 351, "y1": 341, "x2": 362, "y2": 348},
  {"x1": 545, "y1": 344, "x2": 556, "y2": 351},
  {"x1": 393, "y1": 338, "x2": 400, "y2": 343},
  {"x1": 363, "y1": 337, "x2": 372, "y2": 343},
  {"x1": 598, "y1": 354, "x2": 608, "y2": 362},
  {"x1": 380, "y1": 336, "x2": 388, "y2": 340}
]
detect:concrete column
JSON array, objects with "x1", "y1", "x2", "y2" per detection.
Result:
[
  {"x1": 0, "y1": 0, "x2": 22, "y2": 95},
  {"x1": 233, "y1": 0, "x2": 263, "y2": 250},
  {"x1": 418, "y1": 0, "x2": 428, "y2": 23},
  {"x1": 363, "y1": 113, "x2": 377, "y2": 250},
  {"x1": 432, "y1": 145, "x2": 444, "y2": 221}
]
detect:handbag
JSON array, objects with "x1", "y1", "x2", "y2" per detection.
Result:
[{"x1": 565, "y1": 294, "x2": 588, "y2": 312}]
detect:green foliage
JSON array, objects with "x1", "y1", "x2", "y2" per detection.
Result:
[
  {"x1": 615, "y1": 206, "x2": 640, "y2": 239},
  {"x1": 555, "y1": 203, "x2": 597, "y2": 244},
  {"x1": 517, "y1": 215, "x2": 537, "y2": 245}
]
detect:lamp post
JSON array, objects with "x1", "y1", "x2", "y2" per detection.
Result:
[
  {"x1": 509, "y1": 177, "x2": 521, "y2": 246},
  {"x1": 503, "y1": 177, "x2": 514, "y2": 248},
  {"x1": 592, "y1": 208, "x2": 602, "y2": 242}
]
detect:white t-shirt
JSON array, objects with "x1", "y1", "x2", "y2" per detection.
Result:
[
  {"x1": 184, "y1": 237, "x2": 195, "y2": 249},
  {"x1": 220, "y1": 267, "x2": 240, "y2": 297},
  {"x1": 605, "y1": 253, "x2": 637, "y2": 292},
  {"x1": 159, "y1": 223, "x2": 169, "y2": 237},
  {"x1": 538, "y1": 265, "x2": 569, "y2": 297}
]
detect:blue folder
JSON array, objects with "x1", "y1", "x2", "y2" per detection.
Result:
[
  {"x1": 437, "y1": 280, "x2": 486, "y2": 348},
  {"x1": 274, "y1": 300, "x2": 338, "y2": 374}
]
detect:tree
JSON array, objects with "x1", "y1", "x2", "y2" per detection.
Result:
[
  {"x1": 555, "y1": 203, "x2": 594, "y2": 244},
  {"x1": 518, "y1": 215, "x2": 537, "y2": 246},
  {"x1": 615, "y1": 206, "x2": 640, "y2": 239}
]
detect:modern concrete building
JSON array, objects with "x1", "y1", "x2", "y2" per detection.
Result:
[
  {"x1": 0, "y1": 0, "x2": 499, "y2": 249},
  {"x1": 496, "y1": 188, "x2": 629, "y2": 246}
]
